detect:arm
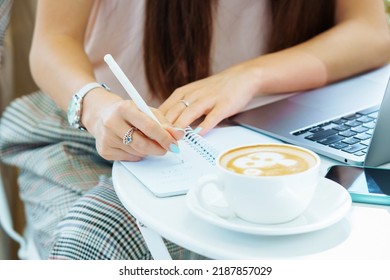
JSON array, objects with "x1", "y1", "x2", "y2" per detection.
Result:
[
  {"x1": 30, "y1": 0, "x2": 182, "y2": 161},
  {"x1": 160, "y1": 0, "x2": 390, "y2": 134},
  {"x1": 30, "y1": 0, "x2": 97, "y2": 110}
]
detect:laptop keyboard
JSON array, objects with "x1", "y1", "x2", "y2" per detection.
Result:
[{"x1": 292, "y1": 106, "x2": 379, "y2": 156}]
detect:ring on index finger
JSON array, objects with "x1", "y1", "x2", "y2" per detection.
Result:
[{"x1": 123, "y1": 126, "x2": 138, "y2": 145}]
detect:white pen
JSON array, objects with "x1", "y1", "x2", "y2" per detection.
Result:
[{"x1": 104, "y1": 54, "x2": 182, "y2": 158}]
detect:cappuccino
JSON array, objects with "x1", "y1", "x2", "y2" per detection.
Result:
[
  {"x1": 196, "y1": 143, "x2": 320, "y2": 224},
  {"x1": 219, "y1": 144, "x2": 317, "y2": 176}
]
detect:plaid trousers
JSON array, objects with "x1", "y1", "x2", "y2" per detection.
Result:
[{"x1": 0, "y1": 91, "x2": 200, "y2": 259}]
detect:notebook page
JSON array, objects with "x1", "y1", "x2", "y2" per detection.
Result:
[
  {"x1": 120, "y1": 126, "x2": 281, "y2": 197},
  {"x1": 121, "y1": 138, "x2": 216, "y2": 197}
]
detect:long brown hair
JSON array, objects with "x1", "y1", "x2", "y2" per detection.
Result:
[{"x1": 144, "y1": 0, "x2": 335, "y2": 100}]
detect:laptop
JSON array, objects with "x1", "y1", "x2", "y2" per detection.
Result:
[{"x1": 231, "y1": 65, "x2": 390, "y2": 166}]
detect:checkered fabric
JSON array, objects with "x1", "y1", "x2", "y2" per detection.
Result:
[
  {"x1": 0, "y1": 0, "x2": 12, "y2": 43},
  {"x1": 0, "y1": 0, "x2": 13, "y2": 66},
  {"x1": 0, "y1": 91, "x2": 201, "y2": 259}
]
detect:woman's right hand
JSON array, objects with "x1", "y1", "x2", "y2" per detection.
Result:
[{"x1": 82, "y1": 89, "x2": 183, "y2": 162}]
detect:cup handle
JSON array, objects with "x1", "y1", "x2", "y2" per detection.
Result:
[{"x1": 195, "y1": 174, "x2": 236, "y2": 219}]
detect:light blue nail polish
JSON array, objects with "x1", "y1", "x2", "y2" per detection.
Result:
[
  {"x1": 169, "y1": 143, "x2": 181, "y2": 154},
  {"x1": 193, "y1": 127, "x2": 202, "y2": 134}
]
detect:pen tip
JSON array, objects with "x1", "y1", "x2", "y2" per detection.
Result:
[{"x1": 104, "y1": 54, "x2": 111, "y2": 62}]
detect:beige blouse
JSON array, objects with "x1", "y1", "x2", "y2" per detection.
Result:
[{"x1": 85, "y1": 0, "x2": 270, "y2": 107}]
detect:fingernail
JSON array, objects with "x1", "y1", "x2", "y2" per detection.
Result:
[
  {"x1": 173, "y1": 127, "x2": 186, "y2": 132},
  {"x1": 169, "y1": 143, "x2": 181, "y2": 154},
  {"x1": 193, "y1": 127, "x2": 202, "y2": 134}
]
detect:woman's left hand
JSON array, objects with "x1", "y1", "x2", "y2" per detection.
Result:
[{"x1": 159, "y1": 63, "x2": 261, "y2": 135}]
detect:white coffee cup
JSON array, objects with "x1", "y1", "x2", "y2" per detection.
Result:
[{"x1": 194, "y1": 143, "x2": 320, "y2": 224}]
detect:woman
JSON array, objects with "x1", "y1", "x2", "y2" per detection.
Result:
[{"x1": 0, "y1": 0, "x2": 389, "y2": 259}]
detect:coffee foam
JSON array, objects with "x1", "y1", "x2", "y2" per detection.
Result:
[{"x1": 219, "y1": 145, "x2": 317, "y2": 176}]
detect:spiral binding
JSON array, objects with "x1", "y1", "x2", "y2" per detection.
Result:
[{"x1": 183, "y1": 127, "x2": 218, "y2": 165}]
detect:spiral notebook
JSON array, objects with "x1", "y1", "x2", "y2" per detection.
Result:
[{"x1": 120, "y1": 126, "x2": 276, "y2": 197}]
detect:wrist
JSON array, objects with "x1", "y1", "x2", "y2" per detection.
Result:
[
  {"x1": 67, "y1": 82, "x2": 110, "y2": 130},
  {"x1": 231, "y1": 60, "x2": 267, "y2": 98},
  {"x1": 81, "y1": 88, "x2": 122, "y2": 132}
]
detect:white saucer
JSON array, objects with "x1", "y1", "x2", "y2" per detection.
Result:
[{"x1": 186, "y1": 177, "x2": 352, "y2": 235}]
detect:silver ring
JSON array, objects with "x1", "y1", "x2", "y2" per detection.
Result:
[
  {"x1": 180, "y1": 99, "x2": 190, "y2": 108},
  {"x1": 123, "y1": 127, "x2": 137, "y2": 145}
]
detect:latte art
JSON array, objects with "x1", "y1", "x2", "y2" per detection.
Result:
[{"x1": 220, "y1": 145, "x2": 317, "y2": 176}]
